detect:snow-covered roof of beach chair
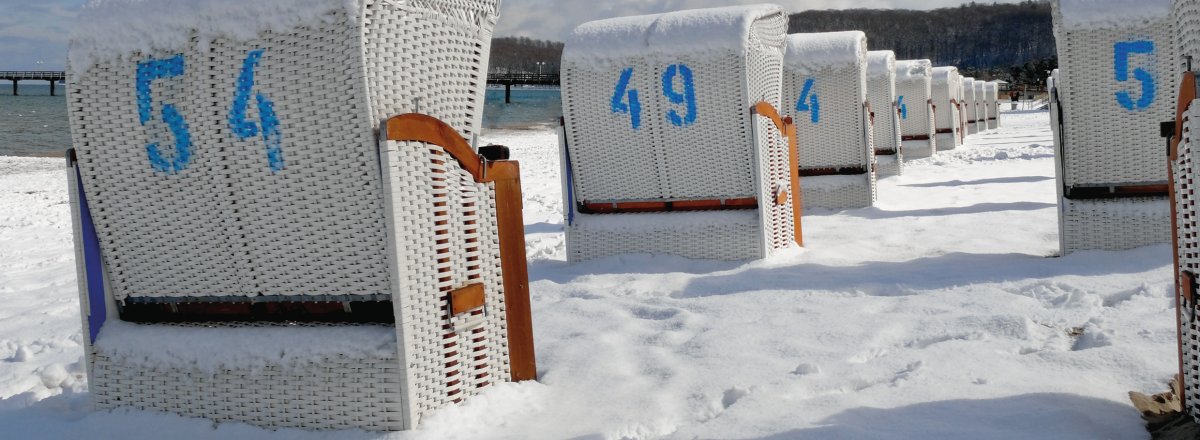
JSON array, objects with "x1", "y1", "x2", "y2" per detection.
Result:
[
  {"x1": 867, "y1": 50, "x2": 901, "y2": 157},
  {"x1": 560, "y1": 4, "x2": 799, "y2": 261},
  {"x1": 931, "y1": 67, "x2": 962, "y2": 138},
  {"x1": 1050, "y1": 0, "x2": 1176, "y2": 188},
  {"x1": 894, "y1": 59, "x2": 934, "y2": 140},
  {"x1": 66, "y1": 0, "x2": 526, "y2": 432}
]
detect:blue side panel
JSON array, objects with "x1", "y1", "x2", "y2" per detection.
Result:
[{"x1": 75, "y1": 166, "x2": 107, "y2": 343}]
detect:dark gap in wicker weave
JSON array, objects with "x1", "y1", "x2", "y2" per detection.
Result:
[{"x1": 118, "y1": 299, "x2": 395, "y2": 324}]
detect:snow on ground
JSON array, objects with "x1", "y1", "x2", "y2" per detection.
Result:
[{"x1": 0, "y1": 109, "x2": 1176, "y2": 439}]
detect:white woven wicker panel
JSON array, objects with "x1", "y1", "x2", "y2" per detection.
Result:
[
  {"x1": 785, "y1": 66, "x2": 871, "y2": 170},
  {"x1": 896, "y1": 72, "x2": 934, "y2": 143},
  {"x1": 746, "y1": 28, "x2": 795, "y2": 255},
  {"x1": 932, "y1": 67, "x2": 961, "y2": 148},
  {"x1": 567, "y1": 213, "x2": 762, "y2": 261},
  {"x1": 380, "y1": 139, "x2": 510, "y2": 426},
  {"x1": 1052, "y1": 0, "x2": 1177, "y2": 186},
  {"x1": 800, "y1": 175, "x2": 875, "y2": 209},
  {"x1": 67, "y1": 0, "x2": 499, "y2": 301},
  {"x1": 1179, "y1": 0, "x2": 1200, "y2": 71},
  {"x1": 867, "y1": 52, "x2": 903, "y2": 164},
  {"x1": 974, "y1": 81, "x2": 989, "y2": 132},
  {"x1": 91, "y1": 343, "x2": 405, "y2": 431},
  {"x1": 1175, "y1": 100, "x2": 1200, "y2": 421},
  {"x1": 962, "y1": 78, "x2": 980, "y2": 135},
  {"x1": 1060, "y1": 196, "x2": 1170, "y2": 252},
  {"x1": 985, "y1": 82, "x2": 1000, "y2": 124}
]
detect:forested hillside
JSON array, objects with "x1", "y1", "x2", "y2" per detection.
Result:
[
  {"x1": 490, "y1": 1, "x2": 1056, "y2": 83},
  {"x1": 788, "y1": 1, "x2": 1055, "y2": 80}
]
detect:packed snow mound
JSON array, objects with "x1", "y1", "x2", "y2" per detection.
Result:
[
  {"x1": 1053, "y1": 0, "x2": 1171, "y2": 30},
  {"x1": 867, "y1": 50, "x2": 896, "y2": 79},
  {"x1": 895, "y1": 59, "x2": 932, "y2": 81},
  {"x1": 783, "y1": 31, "x2": 868, "y2": 74},
  {"x1": 563, "y1": 4, "x2": 784, "y2": 63},
  {"x1": 69, "y1": 0, "x2": 359, "y2": 71},
  {"x1": 932, "y1": 66, "x2": 959, "y2": 85}
]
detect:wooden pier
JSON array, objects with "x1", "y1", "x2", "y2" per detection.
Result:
[
  {"x1": 1, "y1": 71, "x2": 66, "y2": 96},
  {"x1": 486, "y1": 73, "x2": 559, "y2": 103}
]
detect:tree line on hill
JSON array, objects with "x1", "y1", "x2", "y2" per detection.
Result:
[{"x1": 488, "y1": 1, "x2": 1057, "y2": 85}]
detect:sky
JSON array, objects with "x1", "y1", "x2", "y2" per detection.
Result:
[{"x1": 0, "y1": 0, "x2": 1021, "y2": 71}]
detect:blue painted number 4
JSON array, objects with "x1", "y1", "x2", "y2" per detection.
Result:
[
  {"x1": 1113, "y1": 40, "x2": 1155, "y2": 111},
  {"x1": 135, "y1": 49, "x2": 284, "y2": 174},
  {"x1": 796, "y1": 78, "x2": 820, "y2": 124}
]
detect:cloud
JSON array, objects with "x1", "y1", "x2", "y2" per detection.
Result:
[
  {"x1": 0, "y1": 0, "x2": 84, "y2": 69},
  {"x1": 495, "y1": 0, "x2": 1026, "y2": 40}
]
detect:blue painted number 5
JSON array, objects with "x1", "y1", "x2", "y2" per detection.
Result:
[
  {"x1": 1114, "y1": 40, "x2": 1155, "y2": 111},
  {"x1": 136, "y1": 55, "x2": 192, "y2": 173},
  {"x1": 796, "y1": 78, "x2": 820, "y2": 124}
]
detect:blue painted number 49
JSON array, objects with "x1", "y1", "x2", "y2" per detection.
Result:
[
  {"x1": 611, "y1": 64, "x2": 698, "y2": 129},
  {"x1": 136, "y1": 49, "x2": 284, "y2": 174}
]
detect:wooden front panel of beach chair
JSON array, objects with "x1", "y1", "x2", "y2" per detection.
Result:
[{"x1": 1051, "y1": 0, "x2": 1176, "y2": 189}]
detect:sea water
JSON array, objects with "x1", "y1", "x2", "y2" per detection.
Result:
[{"x1": 0, "y1": 86, "x2": 562, "y2": 157}]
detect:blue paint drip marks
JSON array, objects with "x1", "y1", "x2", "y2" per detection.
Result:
[
  {"x1": 257, "y1": 93, "x2": 284, "y2": 172},
  {"x1": 136, "y1": 55, "x2": 190, "y2": 173},
  {"x1": 230, "y1": 49, "x2": 264, "y2": 138},
  {"x1": 611, "y1": 67, "x2": 641, "y2": 129},
  {"x1": 1114, "y1": 40, "x2": 1155, "y2": 111},
  {"x1": 74, "y1": 165, "x2": 107, "y2": 343},
  {"x1": 796, "y1": 78, "x2": 819, "y2": 124},
  {"x1": 663, "y1": 64, "x2": 697, "y2": 126}
]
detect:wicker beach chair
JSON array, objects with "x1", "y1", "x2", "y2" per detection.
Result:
[
  {"x1": 956, "y1": 79, "x2": 969, "y2": 143},
  {"x1": 962, "y1": 77, "x2": 981, "y2": 136},
  {"x1": 985, "y1": 81, "x2": 1001, "y2": 130},
  {"x1": 783, "y1": 31, "x2": 875, "y2": 209},
  {"x1": 932, "y1": 67, "x2": 963, "y2": 150},
  {"x1": 895, "y1": 59, "x2": 937, "y2": 159},
  {"x1": 867, "y1": 50, "x2": 903, "y2": 177},
  {"x1": 559, "y1": 5, "x2": 801, "y2": 262},
  {"x1": 66, "y1": 0, "x2": 535, "y2": 431},
  {"x1": 1170, "y1": 0, "x2": 1200, "y2": 420},
  {"x1": 1050, "y1": 0, "x2": 1174, "y2": 254},
  {"x1": 973, "y1": 80, "x2": 989, "y2": 133}
]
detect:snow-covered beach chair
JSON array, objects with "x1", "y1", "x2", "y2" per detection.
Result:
[
  {"x1": 985, "y1": 81, "x2": 1001, "y2": 130},
  {"x1": 66, "y1": 0, "x2": 536, "y2": 431},
  {"x1": 956, "y1": 80, "x2": 969, "y2": 143},
  {"x1": 895, "y1": 59, "x2": 937, "y2": 159},
  {"x1": 559, "y1": 5, "x2": 802, "y2": 262},
  {"x1": 932, "y1": 66, "x2": 963, "y2": 150},
  {"x1": 867, "y1": 50, "x2": 903, "y2": 176},
  {"x1": 962, "y1": 77, "x2": 981, "y2": 136},
  {"x1": 1049, "y1": 0, "x2": 1174, "y2": 254},
  {"x1": 784, "y1": 31, "x2": 875, "y2": 209},
  {"x1": 1170, "y1": 0, "x2": 1200, "y2": 418},
  {"x1": 973, "y1": 80, "x2": 989, "y2": 133}
]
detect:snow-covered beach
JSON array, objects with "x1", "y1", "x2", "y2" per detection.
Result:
[{"x1": 0, "y1": 108, "x2": 1176, "y2": 438}]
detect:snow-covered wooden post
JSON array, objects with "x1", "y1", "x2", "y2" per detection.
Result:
[
  {"x1": 65, "y1": 0, "x2": 536, "y2": 431},
  {"x1": 1050, "y1": 0, "x2": 1174, "y2": 254},
  {"x1": 559, "y1": 5, "x2": 801, "y2": 261},
  {"x1": 867, "y1": 50, "x2": 903, "y2": 177},
  {"x1": 895, "y1": 59, "x2": 936, "y2": 159},
  {"x1": 784, "y1": 31, "x2": 875, "y2": 209},
  {"x1": 932, "y1": 66, "x2": 963, "y2": 150},
  {"x1": 985, "y1": 81, "x2": 1001, "y2": 130},
  {"x1": 962, "y1": 77, "x2": 981, "y2": 136}
]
